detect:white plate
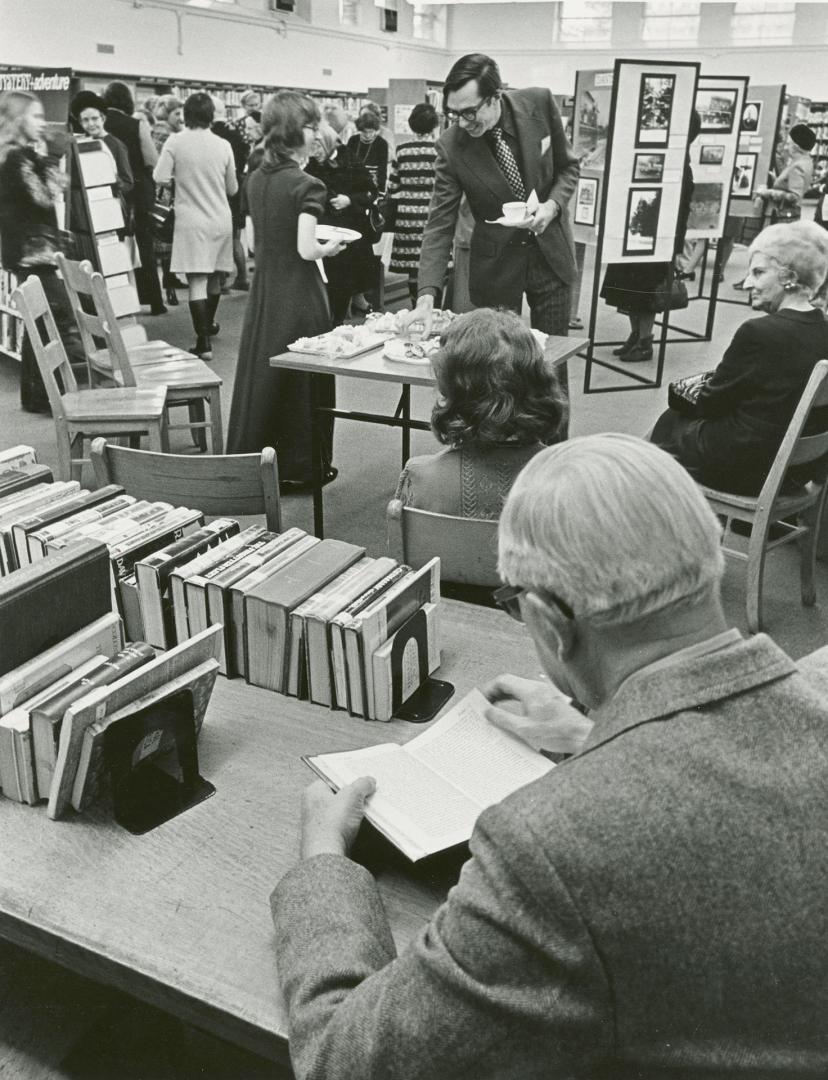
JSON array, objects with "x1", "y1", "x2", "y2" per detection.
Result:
[
  {"x1": 383, "y1": 339, "x2": 440, "y2": 365},
  {"x1": 288, "y1": 331, "x2": 386, "y2": 359},
  {"x1": 316, "y1": 224, "x2": 361, "y2": 243},
  {"x1": 484, "y1": 215, "x2": 534, "y2": 227}
]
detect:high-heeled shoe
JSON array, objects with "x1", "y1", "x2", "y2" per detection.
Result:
[
  {"x1": 613, "y1": 332, "x2": 638, "y2": 357},
  {"x1": 621, "y1": 336, "x2": 654, "y2": 363},
  {"x1": 165, "y1": 288, "x2": 179, "y2": 306}
]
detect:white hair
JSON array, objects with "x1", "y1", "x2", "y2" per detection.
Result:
[
  {"x1": 749, "y1": 220, "x2": 828, "y2": 296},
  {"x1": 499, "y1": 434, "x2": 724, "y2": 626}
]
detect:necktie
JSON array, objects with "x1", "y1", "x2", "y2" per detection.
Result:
[{"x1": 490, "y1": 128, "x2": 526, "y2": 201}]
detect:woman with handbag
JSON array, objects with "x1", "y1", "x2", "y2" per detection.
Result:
[
  {"x1": 0, "y1": 90, "x2": 86, "y2": 412},
  {"x1": 306, "y1": 122, "x2": 378, "y2": 323},
  {"x1": 600, "y1": 110, "x2": 701, "y2": 363},
  {"x1": 388, "y1": 103, "x2": 442, "y2": 308},
  {"x1": 650, "y1": 221, "x2": 828, "y2": 496}
]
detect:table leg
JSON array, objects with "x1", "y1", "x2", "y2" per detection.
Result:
[
  {"x1": 401, "y1": 384, "x2": 411, "y2": 468},
  {"x1": 311, "y1": 375, "x2": 324, "y2": 538}
]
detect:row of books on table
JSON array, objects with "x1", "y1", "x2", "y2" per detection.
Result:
[{"x1": 0, "y1": 446, "x2": 443, "y2": 817}]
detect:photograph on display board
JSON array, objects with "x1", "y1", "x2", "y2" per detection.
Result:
[
  {"x1": 732, "y1": 153, "x2": 758, "y2": 198},
  {"x1": 635, "y1": 74, "x2": 675, "y2": 148},
  {"x1": 632, "y1": 152, "x2": 665, "y2": 182},
  {"x1": 699, "y1": 144, "x2": 725, "y2": 165},
  {"x1": 687, "y1": 182, "x2": 725, "y2": 229},
  {"x1": 573, "y1": 176, "x2": 599, "y2": 226},
  {"x1": 740, "y1": 101, "x2": 762, "y2": 133},
  {"x1": 574, "y1": 72, "x2": 613, "y2": 169},
  {"x1": 623, "y1": 187, "x2": 662, "y2": 255},
  {"x1": 696, "y1": 88, "x2": 738, "y2": 134}
]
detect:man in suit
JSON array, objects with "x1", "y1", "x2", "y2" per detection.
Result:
[
  {"x1": 404, "y1": 53, "x2": 579, "y2": 340},
  {"x1": 272, "y1": 434, "x2": 828, "y2": 1080}
]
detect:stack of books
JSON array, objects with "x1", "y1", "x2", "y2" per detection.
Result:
[
  {"x1": 162, "y1": 523, "x2": 442, "y2": 721},
  {"x1": 0, "y1": 536, "x2": 221, "y2": 818}
]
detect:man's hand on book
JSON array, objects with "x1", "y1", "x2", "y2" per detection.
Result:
[
  {"x1": 482, "y1": 675, "x2": 593, "y2": 755},
  {"x1": 300, "y1": 777, "x2": 376, "y2": 859}
]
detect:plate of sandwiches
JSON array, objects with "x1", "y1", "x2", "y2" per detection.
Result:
[
  {"x1": 382, "y1": 337, "x2": 442, "y2": 365},
  {"x1": 316, "y1": 224, "x2": 361, "y2": 244},
  {"x1": 288, "y1": 324, "x2": 387, "y2": 359},
  {"x1": 366, "y1": 308, "x2": 457, "y2": 338}
]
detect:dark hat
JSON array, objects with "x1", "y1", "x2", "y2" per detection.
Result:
[
  {"x1": 789, "y1": 123, "x2": 816, "y2": 151},
  {"x1": 70, "y1": 90, "x2": 108, "y2": 119}
]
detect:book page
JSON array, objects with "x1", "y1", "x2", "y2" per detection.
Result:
[
  {"x1": 310, "y1": 743, "x2": 478, "y2": 860},
  {"x1": 406, "y1": 689, "x2": 553, "y2": 810}
]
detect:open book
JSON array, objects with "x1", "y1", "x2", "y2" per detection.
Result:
[{"x1": 303, "y1": 689, "x2": 554, "y2": 862}]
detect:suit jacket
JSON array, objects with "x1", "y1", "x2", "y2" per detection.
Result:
[
  {"x1": 272, "y1": 633, "x2": 828, "y2": 1079},
  {"x1": 417, "y1": 88, "x2": 579, "y2": 308}
]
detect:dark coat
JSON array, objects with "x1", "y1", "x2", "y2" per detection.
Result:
[
  {"x1": 417, "y1": 88, "x2": 579, "y2": 306},
  {"x1": 653, "y1": 307, "x2": 828, "y2": 493},
  {"x1": 0, "y1": 146, "x2": 60, "y2": 271},
  {"x1": 306, "y1": 145, "x2": 378, "y2": 294}
]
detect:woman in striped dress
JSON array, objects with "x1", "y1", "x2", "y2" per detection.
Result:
[{"x1": 388, "y1": 103, "x2": 441, "y2": 306}]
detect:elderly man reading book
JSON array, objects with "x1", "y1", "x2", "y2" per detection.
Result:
[{"x1": 271, "y1": 434, "x2": 828, "y2": 1080}]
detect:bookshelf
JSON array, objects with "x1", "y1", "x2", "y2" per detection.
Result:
[
  {"x1": 808, "y1": 101, "x2": 828, "y2": 164},
  {"x1": 0, "y1": 273, "x2": 22, "y2": 363}
]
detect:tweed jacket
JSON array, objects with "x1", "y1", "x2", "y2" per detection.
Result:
[
  {"x1": 417, "y1": 88, "x2": 579, "y2": 306},
  {"x1": 272, "y1": 633, "x2": 828, "y2": 1079}
]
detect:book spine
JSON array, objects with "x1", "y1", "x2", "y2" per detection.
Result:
[
  {"x1": 117, "y1": 573, "x2": 144, "y2": 639},
  {"x1": 29, "y1": 494, "x2": 136, "y2": 559},
  {"x1": 330, "y1": 620, "x2": 350, "y2": 711},
  {"x1": 110, "y1": 511, "x2": 204, "y2": 583}
]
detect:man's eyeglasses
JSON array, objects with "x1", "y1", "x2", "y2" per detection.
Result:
[
  {"x1": 443, "y1": 98, "x2": 491, "y2": 124},
  {"x1": 494, "y1": 584, "x2": 575, "y2": 623}
]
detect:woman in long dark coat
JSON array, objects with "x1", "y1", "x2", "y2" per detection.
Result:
[
  {"x1": 226, "y1": 91, "x2": 347, "y2": 487},
  {"x1": 306, "y1": 122, "x2": 378, "y2": 325}
]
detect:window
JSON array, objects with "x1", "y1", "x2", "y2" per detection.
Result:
[
  {"x1": 642, "y1": 1, "x2": 700, "y2": 43},
  {"x1": 412, "y1": 3, "x2": 435, "y2": 40},
  {"x1": 376, "y1": 0, "x2": 397, "y2": 32},
  {"x1": 556, "y1": 1, "x2": 612, "y2": 44},
  {"x1": 731, "y1": 0, "x2": 795, "y2": 42},
  {"x1": 339, "y1": 0, "x2": 358, "y2": 25},
  {"x1": 272, "y1": 0, "x2": 295, "y2": 10}
]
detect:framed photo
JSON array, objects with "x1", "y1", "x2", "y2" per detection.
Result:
[
  {"x1": 632, "y1": 152, "x2": 665, "y2": 182},
  {"x1": 740, "y1": 101, "x2": 762, "y2": 134},
  {"x1": 731, "y1": 152, "x2": 758, "y2": 198},
  {"x1": 573, "y1": 176, "x2": 599, "y2": 226},
  {"x1": 699, "y1": 144, "x2": 725, "y2": 166},
  {"x1": 573, "y1": 70, "x2": 612, "y2": 170},
  {"x1": 696, "y1": 88, "x2": 738, "y2": 134},
  {"x1": 623, "y1": 187, "x2": 662, "y2": 256},
  {"x1": 636, "y1": 74, "x2": 675, "y2": 148},
  {"x1": 687, "y1": 182, "x2": 725, "y2": 230}
]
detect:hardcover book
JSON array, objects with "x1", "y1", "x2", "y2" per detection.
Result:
[
  {"x1": 0, "y1": 481, "x2": 81, "y2": 573},
  {"x1": 30, "y1": 641, "x2": 156, "y2": 799},
  {"x1": 0, "y1": 611, "x2": 124, "y2": 716},
  {"x1": 303, "y1": 689, "x2": 553, "y2": 861},
  {"x1": 0, "y1": 463, "x2": 53, "y2": 507},
  {"x1": 244, "y1": 539, "x2": 365, "y2": 694},
  {"x1": 135, "y1": 518, "x2": 239, "y2": 649},
  {"x1": 27, "y1": 493, "x2": 136, "y2": 561},
  {"x1": 12, "y1": 485, "x2": 125, "y2": 567},
  {"x1": 169, "y1": 525, "x2": 267, "y2": 644},
  {"x1": 0, "y1": 538, "x2": 113, "y2": 680},
  {"x1": 0, "y1": 655, "x2": 108, "y2": 804}
]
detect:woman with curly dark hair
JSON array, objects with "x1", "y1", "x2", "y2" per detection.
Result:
[{"x1": 395, "y1": 308, "x2": 566, "y2": 517}]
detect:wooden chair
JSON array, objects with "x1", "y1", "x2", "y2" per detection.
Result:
[
  {"x1": 386, "y1": 498, "x2": 500, "y2": 587},
  {"x1": 91, "y1": 439, "x2": 282, "y2": 532},
  {"x1": 702, "y1": 359, "x2": 828, "y2": 633},
  {"x1": 56, "y1": 254, "x2": 224, "y2": 453},
  {"x1": 13, "y1": 277, "x2": 168, "y2": 483}
]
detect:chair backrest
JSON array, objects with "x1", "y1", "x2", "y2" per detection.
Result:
[
  {"x1": 55, "y1": 254, "x2": 137, "y2": 387},
  {"x1": 90, "y1": 439, "x2": 283, "y2": 532},
  {"x1": 386, "y1": 498, "x2": 500, "y2": 587},
  {"x1": 760, "y1": 359, "x2": 828, "y2": 506},
  {"x1": 12, "y1": 276, "x2": 77, "y2": 419}
]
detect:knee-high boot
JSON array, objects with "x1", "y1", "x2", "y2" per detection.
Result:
[
  {"x1": 188, "y1": 299, "x2": 212, "y2": 361},
  {"x1": 206, "y1": 292, "x2": 220, "y2": 337}
]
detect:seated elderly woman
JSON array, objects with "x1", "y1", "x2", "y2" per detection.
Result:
[
  {"x1": 395, "y1": 308, "x2": 566, "y2": 518},
  {"x1": 651, "y1": 220, "x2": 828, "y2": 495}
]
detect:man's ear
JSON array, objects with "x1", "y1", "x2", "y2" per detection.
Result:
[{"x1": 524, "y1": 591, "x2": 576, "y2": 659}]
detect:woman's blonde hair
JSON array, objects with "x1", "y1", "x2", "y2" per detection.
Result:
[
  {"x1": 0, "y1": 91, "x2": 40, "y2": 164},
  {"x1": 749, "y1": 221, "x2": 828, "y2": 297}
]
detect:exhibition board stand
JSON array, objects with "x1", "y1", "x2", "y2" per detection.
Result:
[
  {"x1": 578, "y1": 59, "x2": 700, "y2": 394},
  {"x1": 703, "y1": 83, "x2": 786, "y2": 310},
  {"x1": 663, "y1": 73, "x2": 748, "y2": 343}
]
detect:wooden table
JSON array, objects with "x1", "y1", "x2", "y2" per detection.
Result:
[
  {"x1": 0, "y1": 601, "x2": 540, "y2": 1069},
  {"x1": 270, "y1": 336, "x2": 588, "y2": 537}
]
